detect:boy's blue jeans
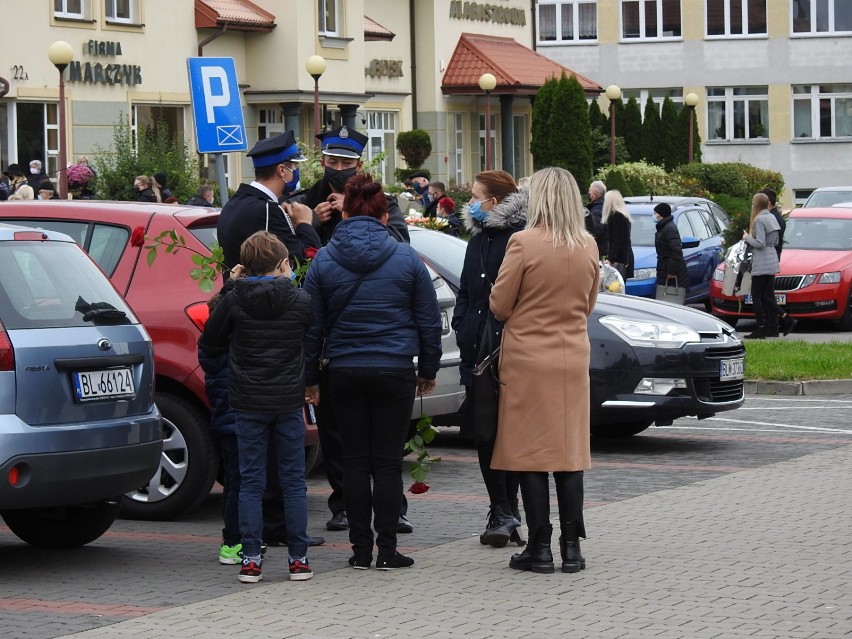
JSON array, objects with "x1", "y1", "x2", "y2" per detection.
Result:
[{"x1": 235, "y1": 408, "x2": 308, "y2": 560}]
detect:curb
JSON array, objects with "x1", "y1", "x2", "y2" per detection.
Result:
[{"x1": 745, "y1": 379, "x2": 852, "y2": 396}]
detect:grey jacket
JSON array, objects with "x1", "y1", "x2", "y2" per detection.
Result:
[{"x1": 745, "y1": 210, "x2": 781, "y2": 276}]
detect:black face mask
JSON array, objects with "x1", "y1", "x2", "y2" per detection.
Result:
[{"x1": 325, "y1": 166, "x2": 358, "y2": 192}]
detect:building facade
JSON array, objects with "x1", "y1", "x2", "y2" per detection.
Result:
[
  {"x1": 2, "y1": 0, "x2": 597, "y2": 193},
  {"x1": 537, "y1": 0, "x2": 852, "y2": 204}
]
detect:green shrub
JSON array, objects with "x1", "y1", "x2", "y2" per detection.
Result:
[
  {"x1": 713, "y1": 194, "x2": 752, "y2": 248},
  {"x1": 606, "y1": 169, "x2": 630, "y2": 196},
  {"x1": 596, "y1": 161, "x2": 683, "y2": 195},
  {"x1": 396, "y1": 129, "x2": 432, "y2": 169},
  {"x1": 627, "y1": 174, "x2": 645, "y2": 196},
  {"x1": 446, "y1": 184, "x2": 472, "y2": 213}
]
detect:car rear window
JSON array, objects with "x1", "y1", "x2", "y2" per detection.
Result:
[
  {"x1": 0, "y1": 240, "x2": 137, "y2": 329},
  {"x1": 189, "y1": 224, "x2": 218, "y2": 251}
]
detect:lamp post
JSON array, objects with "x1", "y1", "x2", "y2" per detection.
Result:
[
  {"x1": 478, "y1": 73, "x2": 497, "y2": 170},
  {"x1": 684, "y1": 92, "x2": 699, "y2": 163},
  {"x1": 605, "y1": 84, "x2": 621, "y2": 166},
  {"x1": 48, "y1": 41, "x2": 74, "y2": 199},
  {"x1": 305, "y1": 55, "x2": 326, "y2": 145}
]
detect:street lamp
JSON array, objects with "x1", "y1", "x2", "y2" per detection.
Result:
[
  {"x1": 684, "y1": 92, "x2": 699, "y2": 163},
  {"x1": 605, "y1": 84, "x2": 621, "y2": 166},
  {"x1": 48, "y1": 40, "x2": 73, "y2": 199},
  {"x1": 305, "y1": 55, "x2": 326, "y2": 145},
  {"x1": 478, "y1": 72, "x2": 497, "y2": 170}
]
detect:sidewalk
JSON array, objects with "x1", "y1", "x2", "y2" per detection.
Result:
[{"x1": 62, "y1": 443, "x2": 852, "y2": 639}]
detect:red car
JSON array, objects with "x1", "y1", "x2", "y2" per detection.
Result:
[
  {"x1": 0, "y1": 201, "x2": 320, "y2": 520},
  {"x1": 710, "y1": 207, "x2": 852, "y2": 331}
]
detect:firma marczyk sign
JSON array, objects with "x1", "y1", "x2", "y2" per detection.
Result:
[{"x1": 67, "y1": 40, "x2": 142, "y2": 86}]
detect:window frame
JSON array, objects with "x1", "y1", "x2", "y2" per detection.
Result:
[
  {"x1": 620, "y1": 0, "x2": 682, "y2": 41},
  {"x1": 318, "y1": 0, "x2": 340, "y2": 36},
  {"x1": 536, "y1": 0, "x2": 598, "y2": 45},
  {"x1": 621, "y1": 88, "x2": 684, "y2": 115},
  {"x1": 705, "y1": 0, "x2": 767, "y2": 39},
  {"x1": 792, "y1": 84, "x2": 852, "y2": 140},
  {"x1": 792, "y1": 0, "x2": 852, "y2": 36},
  {"x1": 706, "y1": 86, "x2": 770, "y2": 143},
  {"x1": 105, "y1": 0, "x2": 139, "y2": 25},
  {"x1": 54, "y1": 0, "x2": 90, "y2": 20}
]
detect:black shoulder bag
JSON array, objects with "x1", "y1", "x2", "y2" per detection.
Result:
[{"x1": 319, "y1": 273, "x2": 366, "y2": 371}]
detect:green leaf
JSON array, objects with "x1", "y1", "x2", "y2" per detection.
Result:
[
  {"x1": 190, "y1": 268, "x2": 203, "y2": 279},
  {"x1": 422, "y1": 428, "x2": 436, "y2": 444},
  {"x1": 146, "y1": 248, "x2": 157, "y2": 267},
  {"x1": 199, "y1": 279, "x2": 215, "y2": 293},
  {"x1": 164, "y1": 244, "x2": 175, "y2": 254},
  {"x1": 191, "y1": 254, "x2": 205, "y2": 265}
]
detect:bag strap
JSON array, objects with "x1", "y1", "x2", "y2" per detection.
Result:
[{"x1": 324, "y1": 273, "x2": 366, "y2": 340}]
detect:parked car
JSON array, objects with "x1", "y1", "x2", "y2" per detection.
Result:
[
  {"x1": 710, "y1": 207, "x2": 852, "y2": 330},
  {"x1": 0, "y1": 200, "x2": 319, "y2": 520},
  {"x1": 623, "y1": 196, "x2": 729, "y2": 305},
  {"x1": 0, "y1": 223, "x2": 162, "y2": 546},
  {"x1": 802, "y1": 186, "x2": 852, "y2": 208},
  {"x1": 409, "y1": 226, "x2": 745, "y2": 437}
]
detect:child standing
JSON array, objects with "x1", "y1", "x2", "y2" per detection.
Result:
[{"x1": 200, "y1": 231, "x2": 313, "y2": 583}]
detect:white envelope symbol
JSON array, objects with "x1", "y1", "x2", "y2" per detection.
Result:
[{"x1": 216, "y1": 125, "x2": 244, "y2": 145}]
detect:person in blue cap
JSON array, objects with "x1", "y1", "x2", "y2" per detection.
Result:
[
  {"x1": 218, "y1": 131, "x2": 321, "y2": 272},
  {"x1": 287, "y1": 125, "x2": 409, "y2": 245}
]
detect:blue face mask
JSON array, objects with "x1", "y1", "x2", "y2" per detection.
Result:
[
  {"x1": 468, "y1": 200, "x2": 488, "y2": 222},
  {"x1": 284, "y1": 167, "x2": 300, "y2": 194},
  {"x1": 289, "y1": 270, "x2": 297, "y2": 282}
]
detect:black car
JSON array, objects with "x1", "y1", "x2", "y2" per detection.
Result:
[{"x1": 409, "y1": 226, "x2": 745, "y2": 437}]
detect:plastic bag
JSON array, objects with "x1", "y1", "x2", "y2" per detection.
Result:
[{"x1": 599, "y1": 261, "x2": 625, "y2": 294}]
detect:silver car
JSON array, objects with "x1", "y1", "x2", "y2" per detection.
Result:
[{"x1": 0, "y1": 224, "x2": 161, "y2": 547}]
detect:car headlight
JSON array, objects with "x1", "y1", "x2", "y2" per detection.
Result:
[
  {"x1": 818, "y1": 271, "x2": 841, "y2": 284},
  {"x1": 801, "y1": 274, "x2": 817, "y2": 287},
  {"x1": 600, "y1": 315, "x2": 701, "y2": 348},
  {"x1": 629, "y1": 268, "x2": 656, "y2": 281}
]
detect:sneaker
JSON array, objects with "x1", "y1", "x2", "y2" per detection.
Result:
[
  {"x1": 238, "y1": 556, "x2": 262, "y2": 584},
  {"x1": 289, "y1": 558, "x2": 314, "y2": 581},
  {"x1": 348, "y1": 554, "x2": 372, "y2": 570},
  {"x1": 397, "y1": 514, "x2": 414, "y2": 534},
  {"x1": 376, "y1": 552, "x2": 414, "y2": 570},
  {"x1": 219, "y1": 543, "x2": 243, "y2": 565}
]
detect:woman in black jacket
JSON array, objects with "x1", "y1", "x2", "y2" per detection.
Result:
[
  {"x1": 653, "y1": 202, "x2": 688, "y2": 293},
  {"x1": 602, "y1": 189, "x2": 634, "y2": 279},
  {"x1": 133, "y1": 175, "x2": 161, "y2": 203},
  {"x1": 452, "y1": 170, "x2": 527, "y2": 549}
]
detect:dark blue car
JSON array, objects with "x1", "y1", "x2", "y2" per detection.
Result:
[{"x1": 624, "y1": 196, "x2": 729, "y2": 305}]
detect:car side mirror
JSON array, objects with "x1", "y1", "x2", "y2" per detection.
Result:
[{"x1": 682, "y1": 236, "x2": 700, "y2": 249}]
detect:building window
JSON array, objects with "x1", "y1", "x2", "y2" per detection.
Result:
[
  {"x1": 793, "y1": 0, "x2": 852, "y2": 34},
  {"x1": 258, "y1": 108, "x2": 284, "y2": 140},
  {"x1": 706, "y1": 0, "x2": 766, "y2": 36},
  {"x1": 793, "y1": 85, "x2": 852, "y2": 139},
  {"x1": 621, "y1": 0, "x2": 681, "y2": 39},
  {"x1": 537, "y1": 1, "x2": 597, "y2": 43},
  {"x1": 479, "y1": 113, "x2": 498, "y2": 172},
  {"x1": 448, "y1": 113, "x2": 465, "y2": 186},
  {"x1": 132, "y1": 105, "x2": 185, "y2": 152},
  {"x1": 707, "y1": 87, "x2": 769, "y2": 141},
  {"x1": 365, "y1": 111, "x2": 396, "y2": 184},
  {"x1": 621, "y1": 88, "x2": 684, "y2": 113},
  {"x1": 105, "y1": 0, "x2": 138, "y2": 24},
  {"x1": 318, "y1": 0, "x2": 339, "y2": 36},
  {"x1": 54, "y1": 0, "x2": 89, "y2": 19}
]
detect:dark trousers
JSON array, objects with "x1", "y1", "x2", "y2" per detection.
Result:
[
  {"x1": 518, "y1": 470, "x2": 585, "y2": 538},
  {"x1": 330, "y1": 367, "x2": 416, "y2": 556},
  {"x1": 217, "y1": 433, "x2": 241, "y2": 546},
  {"x1": 751, "y1": 274, "x2": 783, "y2": 330},
  {"x1": 316, "y1": 371, "x2": 346, "y2": 516},
  {"x1": 476, "y1": 437, "x2": 520, "y2": 515}
]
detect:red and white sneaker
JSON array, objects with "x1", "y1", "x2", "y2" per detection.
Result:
[
  {"x1": 288, "y1": 558, "x2": 313, "y2": 581},
  {"x1": 238, "y1": 557, "x2": 262, "y2": 584}
]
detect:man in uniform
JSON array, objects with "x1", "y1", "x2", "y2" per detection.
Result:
[{"x1": 218, "y1": 131, "x2": 320, "y2": 271}]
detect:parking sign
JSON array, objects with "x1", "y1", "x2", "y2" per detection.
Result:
[{"x1": 187, "y1": 57, "x2": 247, "y2": 154}]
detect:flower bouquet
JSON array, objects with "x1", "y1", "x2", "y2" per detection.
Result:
[
  {"x1": 406, "y1": 216, "x2": 449, "y2": 231},
  {"x1": 66, "y1": 164, "x2": 94, "y2": 189}
]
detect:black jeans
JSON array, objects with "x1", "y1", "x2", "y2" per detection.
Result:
[
  {"x1": 316, "y1": 370, "x2": 346, "y2": 516},
  {"x1": 329, "y1": 367, "x2": 416, "y2": 556},
  {"x1": 751, "y1": 274, "x2": 783, "y2": 330},
  {"x1": 476, "y1": 437, "x2": 520, "y2": 515}
]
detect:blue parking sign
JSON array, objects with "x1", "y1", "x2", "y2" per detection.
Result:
[{"x1": 187, "y1": 57, "x2": 247, "y2": 154}]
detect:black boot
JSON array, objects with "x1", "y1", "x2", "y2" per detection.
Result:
[
  {"x1": 559, "y1": 522, "x2": 586, "y2": 573},
  {"x1": 483, "y1": 505, "x2": 520, "y2": 549},
  {"x1": 479, "y1": 508, "x2": 498, "y2": 545},
  {"x1": 744, "y1": 325, "x2": 766, "y2": 340},
  {"x1": 509, "y1": 523, "x2": 554, "y2": 574},
  {"x1": 508, "y1": 502, "x2": 526, "y2": 547}
]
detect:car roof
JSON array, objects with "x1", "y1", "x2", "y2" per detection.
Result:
[
  {"x1": 789, "y1": 207, "x2": 852, "y2": 219},
  {"x1": 0, "y1": 221, "x2": 77, "y2": 242},
  {"x1": 0, "y1": 200, "x2": 219, "y2": 227},
  {"x1": 623, "y1": 195, "x2": 718, "y2": 214},
  {"x1": 810, "y1": 186, "x2": 852, "y2": 192}
]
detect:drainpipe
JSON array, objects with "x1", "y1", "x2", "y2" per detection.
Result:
[
  {"x1": 530, "y1": 0, "x2": 537, "y2": 50},
  {"x1": 198, "y1": 22, "x2": 229, "y2": 57},
  {"x1": 408, "y1": 0, "x2": 418, "y2": 129}
]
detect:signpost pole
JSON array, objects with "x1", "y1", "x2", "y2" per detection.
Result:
[{"x1": 214, "y1": 154, "x2": 228, "y2": 206}]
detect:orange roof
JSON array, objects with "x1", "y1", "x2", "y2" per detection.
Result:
[
  {"x1": 195, "y1": 0, "x2": 276, "y2": 31},
  {"x1": 364, "y1": 15, "x2": 395, "y2": 41},
  {"x1": 442, "y1": 33, "x2": 602, "y2": 96}
]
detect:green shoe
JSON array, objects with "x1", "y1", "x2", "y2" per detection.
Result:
[{"x1": 218, "y1": 543, "x2": 243, "y2": 565}]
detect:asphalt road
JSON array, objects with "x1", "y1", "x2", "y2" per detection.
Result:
[{"x1": 2, "y1": 393, "x2": 852, "y2": 639}]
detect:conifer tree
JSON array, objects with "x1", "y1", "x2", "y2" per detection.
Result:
[
  {"x1": 531, "y1": 77, "x2": 557, "y2": 170},
  {"x1": 589, "y1": 99, "x2": 606, "y2": 135},
  {"x1": 660, "y1": 97, "x2": 680, "y2": 171},
  {"x1": 624, "y1": 97, "x2": 644, "y2": 161},
  {"x1": 552, "y1": 73, "x2": 593, "y2": 189},
  {"x1": 641, "y1": 96, "x2": 663, "y2": 166},
  {"x1": 679, "y1": 103, "x2": 703, "y2": 164}
]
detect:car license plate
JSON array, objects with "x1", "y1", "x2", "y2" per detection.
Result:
[
  {"x1": 441, "y1": 310, "x2": 449, "y2": 332},
  {"x1": 744, "y1": 293, "x2": 786, "y2": 305},
  {"x1": 719, "y1": 358, "x2": 744, "y2": 382},
  {"x1": 73, "y1": 368, "x2": 136, "y2": 402}
]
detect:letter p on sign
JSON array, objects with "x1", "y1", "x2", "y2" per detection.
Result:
[{"x1": 201, "y1": 66, "x2": 229, "y2": 124}]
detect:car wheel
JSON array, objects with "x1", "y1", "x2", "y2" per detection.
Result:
[
  {"x1": 1, "y1": 499, "x2": 120, "y2": 548},
  {"x1": 837, "y1": 295, "x2": 852, "y2": 331},
  {"x1": 120, "y1": 392, "x2": 217, "y2": 521},
  {"x1": 592, "y1": 421, "x2": 653, "y2": 438}
]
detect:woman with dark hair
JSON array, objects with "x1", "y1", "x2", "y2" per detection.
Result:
[
  {"x1": 452, "y1": 170, "x2": 527, "y2": 548},
  {"x1": 303, "y1": 174, "x2": 442, "y2": 570}
]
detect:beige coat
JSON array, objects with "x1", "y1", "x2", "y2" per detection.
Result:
[{"x1": 489, "y1": 227, "x2": 600, "y2": 472}]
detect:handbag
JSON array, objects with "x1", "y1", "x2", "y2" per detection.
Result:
[
  {"x1": 656, "y1": 279, "x2": 686, "y2": 304},
  {"x1": 318, "y1": 273, "x2": 365, "y2": 371},
  {"x1": 469, "y1": 314, "x2": 501, "y2": 442}
]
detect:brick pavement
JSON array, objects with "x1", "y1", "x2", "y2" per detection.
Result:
[{"x1": 58, "y1": 442, "x2": 852, "y2": 639}]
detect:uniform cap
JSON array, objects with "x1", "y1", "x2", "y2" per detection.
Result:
[
  {"x1": 246, "y1": 131, "x2": 306, "y2": 168},
  {"x1": 316, "y1": 125, "x2": 367, "y2": 159}
]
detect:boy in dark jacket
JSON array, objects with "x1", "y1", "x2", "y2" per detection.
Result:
[{"x1": 200, "y1": 231, "x2": 314, "y2": 584}]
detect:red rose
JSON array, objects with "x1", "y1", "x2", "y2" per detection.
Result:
[
  {"x1": 304, "y1": 247, "x2": 318, "y2": 260},
  {"x1": 408, "y1": 481, "x2": 429, "y2": 494},
  {"x1": 130, "y1": 226, "x2": 146, "y2": 247}
]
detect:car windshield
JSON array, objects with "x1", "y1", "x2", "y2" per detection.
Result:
[
  {"x1": 0, "y1": 240, "x2": 137, "y2": 329},
  {"x1": 630, "y1": 214, "x2": 658, "y2": 246},
  {"x1": 804, "y1": 190, "x2": 852, "y2": 208},
  {"x1": 785, "y1": 217, "x2": 852, "y2": 250}
]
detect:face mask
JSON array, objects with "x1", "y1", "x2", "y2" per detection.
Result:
[
  {"x1": 284, "y1": 167, "x2": 300, "y2": 193},
  {"x1": 468, "y1": 200, "x2": 488, "y2": 222},
  {"x1": 288, "y1": 270, "x2": 297, "y2": 282},
  {"x1": 30, "y1": 168, "x2": 40, "y2": 174},
  {"x1": 414, "y1": 182, "x2": 427, "y2": 194},
  {"x1": 325, "y1": 166, "x2": 358, "y2": 192}
]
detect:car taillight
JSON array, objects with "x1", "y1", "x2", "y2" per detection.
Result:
[
  {"x1": 0, "y1": 319, "x2": 14, "y2": 371},
  {"x1": 186, "y1": 303, "x2": 210, "y2": 332}
]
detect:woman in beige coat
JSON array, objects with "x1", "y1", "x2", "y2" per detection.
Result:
[{"x1": 490, "y1": 167, "x2": 600, "y2": 574}]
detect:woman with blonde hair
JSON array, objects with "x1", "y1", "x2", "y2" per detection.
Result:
[
  {"x1": 490, "y1": 166, "x2": 600, "y2": 574},
  {"x1": 742, "y1": 191, "x2": 795, "y2": 339},
  {"x1": 602, "y1": 189, "x2": 634, "y2": 278},
  {"x1": 133, "y1": 175, "x2": 161, "y2": 203},
  {"x1": 8, "y1": 184, "x2": 34, "y2": 201}
]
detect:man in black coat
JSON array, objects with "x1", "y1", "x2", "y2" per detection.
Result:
[
  {"x1": 217, "y1": 131, "x2": 320, "y2": 272},
  {"x1": 586, "y1": 180, "x2": 608, "y2": 258}
]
